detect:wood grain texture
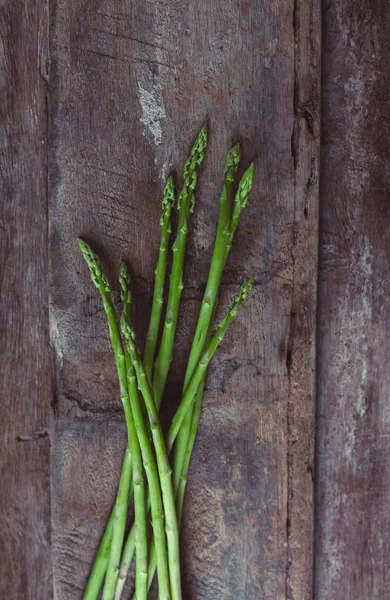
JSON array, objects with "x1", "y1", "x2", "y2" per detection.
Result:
[
  {"x1": 315, "y1": 1, "x2": 390, "y2": 598},
  {"x1": 0, "y1": 2, "x2": 52, "y2": 599},
  {"x1": 48, "y1": 1, "x2": 320, "y2": 598}
]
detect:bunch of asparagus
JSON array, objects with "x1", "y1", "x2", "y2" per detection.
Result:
[{"x1": 78, "y1": 125, "x2": 254, "y2": 600}]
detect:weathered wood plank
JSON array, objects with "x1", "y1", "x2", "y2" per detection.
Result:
[
  {"x1": 316, "y1": 1, "x2": 390, "y2": 598},
  {"x1": 0, "y1": 2, "x2": 52, "y2": 599},
  {"x1": 49, "y1": 1, "x2": 320, "y2": 598}
]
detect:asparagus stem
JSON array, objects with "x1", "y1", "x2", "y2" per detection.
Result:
[
  {"x1": 174, "y1": 161, "x2": 255, "y2": 514},
  {"x1": 83, "y1": 180, "x2": 176, "y2": 598},
  {"x1": 116, "y1": 286, "x2": 172, "y2": 600},
  {"x1": 121, "y1": 363, "x2": 171, "y2": 600},
  {"x1": 153, "y1": 125, "x2": 208, "y2": 410},
  {"x1": 176, "y1": 373, "x2": 206, "y2": 523},
  {"x1": 119, "y1": 265, "x2": 148, "y2": 600},
  {"x1": 82, "y1": 450, "x2": 132, "y2": 600},
  {"x1": 172, "y1": 144, "x2": 243, "y2": 493},
  {"x1": 78, "y1": 239, "x2": 135, "y2": 600},
  {"x1": 78, "y1": 240, "x2": 170, "y2": 600},
  {"x1": 166, "y1": 277, "x2": 253, "y2": 451},
  {"x1": 144, "y1": 177, "x2": 175, "y2": 383},
  {"x1": 114, "y1": 495, "x2": 152, "y2": 600},
  {"x1": 115, "y1": 126, "x2": 208, "y2": 599},
  {"x1": 128, "y1": 279, "x2": 254, "y2": 598},
  {"x1": 121, "y1": 317, "x2": 182, "y2": 600}
]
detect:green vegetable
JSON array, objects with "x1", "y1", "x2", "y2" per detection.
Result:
[
  {"x1": 153, "y1": 125, "x2": 208, "y2": 409},
  {"x1": 81, "y1": 175, "x2": 176, "y2": 599},
  {"x1": 121, "y1": 315, "x2": 182, "y2": 600},
  {"x1": 82, "y1": 450, "x2": 132, "y2": 600},
  {"x1": 174, "y1": 161, "x2": 255, "y2": 518},
  {"x1": 78, "y1": 240, "x2": 171, "y2": 600},
  {"x1": 172, "y1": 143, "x2": 242, "y2": 495},
  {"x1": 130, "y1": 278, "x2": 254, "y2": 597},
  {"x1": 119, "y1": 265, "x2": 148, "y2": 600},
  {"x1": 166, "y1": 276, "x2": 254, "y2": 451},
  {"x1": 79, "y1": 127, "x2": 254, "y2": 600},
  {"x1": 77, "y1": 239, "x2": 135, "y2": 600},
  {"x1": 144, "y1": 176, "x2": 175, "y2": 383}
]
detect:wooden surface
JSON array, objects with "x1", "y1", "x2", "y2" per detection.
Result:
[
  {"x1": 1, "y1": 0, "x2": 387, "y2": 599},
  {"x1": 48, "y1": 1, "x2": 319, "y2": 598},
  {"x1": 315, "y1": 1, "x2": 390, "y2": 599},
  {"x1": 0, "y1": 2, "x2": 52, "y2": 599}
]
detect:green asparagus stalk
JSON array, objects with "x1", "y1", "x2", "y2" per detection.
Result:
[
  {"x1": 127, "y1": 278, "x2": 254, "y2": 599},
  {"x1": 120, "y1": 361, "x2": 171, "y2": 600},
  {"x1": 77, "y1": 239, "x2": 135, "y2": 600},
  {"x1": 81, "y1": 177, "x2": 176, "y2": 599},
  {"x1": 144, "y1": 177, "x2": 175, "y2": 383},
  {"x1": 172, "y1": 144, "x2": 243, "y2": 493},
  {"x1": 173, "y1": 161, "x2": 255, "y2": 512},
  {"x1": 119, "y1": 265, "x2": 148, "y2": 600},
  {"x1": 116, "y1": 127, "x2": 208, "y2": 599},
  {"x1": 78, "y1": 240, "x2": 171, "y2": 600},
  {"x1": 166, "y1": 276, "x2": 253, "y2": 450},
  {"x1": 114, "y1": 497, "x2": 150, "y2": 600},
  {"x1": 175, "y1": 371, "x2": 207, "y2": 524},
  {"x1": 83, "y1": 450, "x2": 132, "y2": 600},
  {"x1": 153, "y1": 124, "x2": 208, "y2": 409},
  {"x1": 121, "y1": 316, "x2": 182, "y2": 600}
]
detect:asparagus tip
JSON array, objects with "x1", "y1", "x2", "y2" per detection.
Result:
[
  {"x1": 77, "y1": 238, "x2": 109, "y2": 291},
  {"x1": 230, "y1": 276, "x2": 254, "y2": 313},
  {"x1": 225, "y1": 143, "x2": 242, "y2": 181},
  {"x1": 162, "y1": 175, "x2": 175, "y2": 217},
  {"x1": 77, "y1": 237, "x2": 89, "y2": 253},
  {"x1": 235, "y1": 162, "x2": 255, "y2": 210},
  {"x1": 119, "y1": 263, "x2": 132, "y2": 305},
  {"x1": 179, "y1": 123, "x2": 209, "y2": 212},
  {"x1": 120, "y1": 311, "x2": 135, "y2": 342}
]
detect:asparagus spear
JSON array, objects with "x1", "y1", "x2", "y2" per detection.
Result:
[
  {"x1": 81, "y1": 177, "x2": 176, "y2": 599},
  {"x1": 119, "y1": 265, "x2": 148, "y2": 600},
  {"x1": 166, "y1": 276, "x2": 253, "y2": 450},
  {"x1": 153, "y1": 124, "x2": 208, "y2": 409},
  {"x1": 78, "y1": 240, "x2": 171, "y2": 600},
  {"x1": 83, "y1": 450, "x2": 132, "y2": 600},
  {"x1": 115, "y1": 127, "x2": 208, "y2": 599},
  {"x1": 144, "y1": 177, "x2": 175, "y2": 383},
  {"x1": 121, "y1": 316, "x2": 182, "y2": 600},
  {"x1": 172, "y1": 144, "x2": 243, "y2": 494},
  {"x1": 78, "y1": 239, "x2": 135, "y2": 600},
  {"x1": 174, "y1": 162, "x2": 255, "y2": 512},
  {"x1": 125, "y1": 277, "x2": 254, "y2": 599},
  {"x1": 119, "y1": 360, "x2": 171, "y2": 600}
]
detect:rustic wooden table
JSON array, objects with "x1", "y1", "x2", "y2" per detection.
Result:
[{"x1": 1, "y1": 1, "x2": 389, "y2": 599}]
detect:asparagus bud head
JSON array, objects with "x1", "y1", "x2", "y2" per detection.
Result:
[
  {"x1": 162, "y1": 176, "x2": 175, "y2": 215},
  {"x1": 224, "y1": 143, "x2": 241, "y2": 181},
  {"x1": 119, "y1": 263, "x2": 132, "y2": 306},
  {"x1": 178, "y1": 123, "x2": 208, "y2": 212},
  {"x1": 77, "y1": 238, "x2": 110, "y2": 291},
  {"x1": 230, "y1": 276, "x2": 254, "y2": 315}
]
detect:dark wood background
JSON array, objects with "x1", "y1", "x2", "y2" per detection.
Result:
[{"x1": 0, "y1": 1, "x2": 388, "y2": 599}]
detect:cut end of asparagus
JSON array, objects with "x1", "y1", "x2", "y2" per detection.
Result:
[
  {"x1": 178, "y1": 123, "x2": 208, "y2": 212},
  {"x1": 119, "y1": 263, "x2": 132, "y2": 306},
  {"x1": 224, "y1": 143, "x2": 242, "y2": 181},
  {"x1": 77, "y1": 238, "x2": 110, "y2": 291},
  {"x1": 162, "y1": 175, "x2": 175, "y2": 218}
]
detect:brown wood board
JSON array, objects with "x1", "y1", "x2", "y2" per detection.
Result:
[
  {"x1": 0, "y1": 0, "x2": 321, "y2": 598},
  {"x1": 0, "y1": 2, "x2": 53, "y2": 599},
  {"x1": 48, "y1": 1, "x2": 320, "y2": 598},
  {"x1": 316, "y1": 0, "x2": 390, "y2": 598}
]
